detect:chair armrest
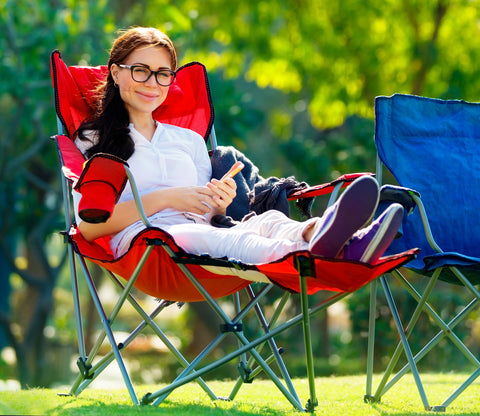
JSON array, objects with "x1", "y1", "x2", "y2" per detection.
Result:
[
  {"x1": 286, "y1": 172, "x2": 374, "y2": 201},
  {"x1": 379, "y1": 184, "x2": 419, "y2": 215},
  {"x1": 379, "y1": 185, "x2": 444, "y2": 253},
  {"x1": 410, "y1": 193, "x2": 444, "y2": 253}
]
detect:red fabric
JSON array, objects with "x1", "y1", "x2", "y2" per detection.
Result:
[
  {"x1": 78, "y1": 181, "x2": 116, "y2": 223},
  {"x1": 287, "y1": 172, "x2": 375, "y2": 200},
  {"x1": 51, "y1": 51, "x2": 213, "y2": 141},
  {"x1": 55, "y1": 134, "x2": 86, "y2": 184},
  {"x1": 69, "y1": 227, "x2": 251, "y2": 302},
  {"x1": 75, "y1": 154, "x2": 129, "y2": 223},
  {"x1": 153, "y1": 62, "x2": 214, "y2": 140},
  {"x1": 69, "y1": 225, "x2": 418, "y2": 301},
  {"x1": 51, "y1": 52, "x2": 106, "y2": 138},
  {"x1": 256, "y1": 249, "x2": 419, "y2": 294}
]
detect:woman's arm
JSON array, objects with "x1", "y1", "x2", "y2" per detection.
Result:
[{"x1": 78, "y1": 185, "x2": 222, "y2": 241}]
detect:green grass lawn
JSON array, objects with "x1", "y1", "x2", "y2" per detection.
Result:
[{"x1": 1, "y1": 374, "x2": 479, "y2": 416}]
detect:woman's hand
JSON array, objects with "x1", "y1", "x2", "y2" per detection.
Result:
[
  {"x1": 205, "y1": 177, "x2": 237, "y2": 215},
  {"x1": 162, "y1": 186, "x2": 217, "y2": 215},
  {"x1": 161, "y1": 180, "x2": 236, "y2": 217}
]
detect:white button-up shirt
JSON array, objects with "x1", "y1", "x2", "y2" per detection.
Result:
[{"x1": 73, "y1": 122, "x2": 212, "y2": 255}]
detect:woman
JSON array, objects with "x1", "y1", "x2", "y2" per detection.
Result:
[{"x1": 74, "y1": 26, "x2": 403, "y2": 264}]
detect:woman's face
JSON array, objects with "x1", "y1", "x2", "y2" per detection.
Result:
[{"x1": 111, "y1": 45, "x2": 173, "y2": 122}]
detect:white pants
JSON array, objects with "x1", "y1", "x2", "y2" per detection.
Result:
[{"x1": 168, "y1": 210, "x2": 317, "y2": 264}]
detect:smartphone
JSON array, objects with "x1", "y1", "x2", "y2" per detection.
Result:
[{"x1": 220, "y1": 161, "x2": 244, "y2": 182}]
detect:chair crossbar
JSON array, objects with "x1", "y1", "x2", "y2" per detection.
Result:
[
  {"x1": 442, "y1": 367, "x2": 480, "y2": 409},
  {"x1": 249, "y1": 289, "x2": 300, "y2": 404},
  {"x1": 228, "y1": 290, "x2": 292, "y2": 399},
  {"x1": 79, "y1": 245, "x2": 154, "y2": 371},
  {"x1": 146, "y1": 253, "x2": 305, "y2": 408},
  {"x1": 379, "y1": 275, "x2": 431, "y2": 410},
  {"x1": 396, "y1": 270, "x2": 480, "y2": 367},
  {"x1": 145, "y1": 280, "x2": 351, "y2": 410}
]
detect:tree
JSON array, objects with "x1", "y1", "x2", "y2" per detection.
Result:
[
  {"x1": 0, "y1": 0, "x2": 115, "y2": 387},
  {"x1": 4, "y1": 0, "x2": 480, "y2": 386},
  {"x1": 141, "y1": 0, "x2": 480, "y2": 124},
  {"x1": 134, "y1": 0, "x2": 480, "y2": 182}
]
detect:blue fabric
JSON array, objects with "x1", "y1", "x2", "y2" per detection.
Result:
[{"x1": 376, "y1": 94, "x2": 480, "y2": 282}]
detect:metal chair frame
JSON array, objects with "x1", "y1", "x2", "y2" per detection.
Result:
[
  {"x1": 57, "y1": 117, "x2": 360, "y2": 411},
  {"x1": 365, "y1": 150, "x2": 480, "y2": 412}
]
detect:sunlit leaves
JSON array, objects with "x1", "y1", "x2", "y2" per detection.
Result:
[
  {"x1": 0, "y1": 0, "x2": 115, "y2": 235},
  {"x1": 247, "y1": 59, "x2": 302, "y2": 92},
  {"x1": 135, "y1": 0, "x2": 480, "y2": 129}
]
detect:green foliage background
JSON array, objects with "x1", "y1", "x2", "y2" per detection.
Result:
[{"x1": 1, "y1": 0, "x2": 480, "y2": 387}]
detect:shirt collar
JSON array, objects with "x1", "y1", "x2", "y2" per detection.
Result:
[{"x1": 128, "y1": 121, "x2": 164, "y2": 144}]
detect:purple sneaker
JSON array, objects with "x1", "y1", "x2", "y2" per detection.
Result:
[
  {"x1": 342, "y1": 203, "x2": 404, "y2": 264},
  {"x1": 309, "y1": 175, "x2": 379, "y2": 258}
]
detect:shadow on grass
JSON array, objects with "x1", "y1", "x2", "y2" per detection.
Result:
[
  {"x1": 48, "y1": 398, "x2": 480, "y2": 416},
  {"x1": 47, "y1": 398, "x2": 286, "y2": 416},
  {"x1": 369, "y1": 402, "x2": 480, "y2": 416}
]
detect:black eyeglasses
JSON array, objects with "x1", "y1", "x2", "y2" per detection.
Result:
[{"x1": 118, "y1": 64, "x2": 176, "y2": 86}]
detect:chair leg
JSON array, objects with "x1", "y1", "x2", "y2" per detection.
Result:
[
  {"x1": 299, "y1": 273, "x2": 318, "y2": 413},
  {"x1": 370, "y1": 269, "x2": 440, "y2": 400},
  {"x1": 140, "y1": 322, "x2": 306, "y2": 409},
  {"x1": 364, "y1": 279, "x2": 377, "y2": 402},
  {"x1": 76, "y1": 256, "x2": 139, "y2": 405},
  {"x1": 68, "y1": 245, "x2": 87, "y2": 362},
  {"x1": 379, "y1": 275, "x2": 431, "y2": 410}
]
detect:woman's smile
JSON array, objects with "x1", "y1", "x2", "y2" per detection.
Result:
[{"x1": 136, "y1": 90, "x2": 160, "y2": 102}]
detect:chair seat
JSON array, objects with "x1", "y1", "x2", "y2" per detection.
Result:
[
  {"x1": 70, "y1": 225, "x2": 417, "y2": 302},
  {"x1": 423, "y1": 252, "x2": 480, "y2": 285}
]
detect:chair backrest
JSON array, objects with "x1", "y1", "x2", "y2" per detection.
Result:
[
  {"x1": 376, "y1": 94, "x2": 480, "y2": 270},
  {"x1": 50, "y1": 50, "x2": 214, "y2": 142}
]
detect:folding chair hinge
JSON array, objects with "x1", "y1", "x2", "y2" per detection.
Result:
[
  {"x1": 60, "y1": 230, "x2": 70, "y2": 244},
  {"x1": 305, "y1": 398, "x2": 318, "y2": 413},
  {"x1": 295, "y1": 255, "x2": 316, "y2": 278},
  {"x1": 76, "y1": 357, "x2": 93, "y2": 379},
  {"x1": 220, "y1": 322, "x2": 243, "y2": 333},
  {"x1": 146, "y1": 238, "x2": 167, "y2": 246},
  {"x1": 237, "y1": 361, "x2": 254, "y2": 383}
]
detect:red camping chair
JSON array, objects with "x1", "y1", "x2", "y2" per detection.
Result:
[{"x1": 51, "y1": 50, "x2": 416, "y2": 411}]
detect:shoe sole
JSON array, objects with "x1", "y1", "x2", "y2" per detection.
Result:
[
  {"x1": 360, "y1": 203, "x2": 404, "y2": 263},
  {"x1": 310, "y1": 175, "x2": 379, "y2": 258}
]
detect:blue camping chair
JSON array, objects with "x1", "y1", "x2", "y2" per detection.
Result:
[{"x1": 365, "y1": 94, "x2": 480, "y2": 411}]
